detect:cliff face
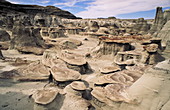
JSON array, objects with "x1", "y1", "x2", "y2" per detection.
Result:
[{"x1": 0, "y1": 0, "x2": 77, "y2": 19}]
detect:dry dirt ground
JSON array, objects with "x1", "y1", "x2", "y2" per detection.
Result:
[{"x1": 0, "y1": 35, "x2": 116, "y2": 110}]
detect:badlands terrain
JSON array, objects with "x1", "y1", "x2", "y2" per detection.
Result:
[{"x1": 0, "y1": 0, "x2": 170, "y2": 110}]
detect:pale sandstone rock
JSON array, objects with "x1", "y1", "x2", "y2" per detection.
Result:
[
  {"x1": 50, "y1": 66, "x2": 81, "y2": 82},
  {"x1": 32, "y1": 89, "x2": 59, "y2": 105}
]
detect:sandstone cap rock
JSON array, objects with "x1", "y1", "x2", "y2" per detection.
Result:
[
  {"x1": 51, "y1": 66, "x2": 81, "y2": 82},
  {"x1": 99, "y1": 66, "x2": 121, "y2": 74},
  {"x1": 42, "y1": 50, "x2": 67, "y2": 68},
  {"x1": 70, "y1": 81, "x2": 87, "y2": 91},
  {"x1": 60, "y1": 94, "x2": 91, "y2": 110},
  {"x1": 32, "y1": 89, "x2": 58, "y2": 105},
  {"x1": 61, "y1": 52, "x2": 87, "y2": 66},
  {"x1": 143, "y1": 44, "x2": 158, "y2": 53},
  {"x1": 95, "y1": 73, "x2": 133, "y2": 85},
  {"x1": 92, "y1": 84, "x2": 132, "y2": 104}
]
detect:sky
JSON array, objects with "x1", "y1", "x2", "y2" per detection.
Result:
[{"x1": 6, "y1": 0, "x2": 170, "y2": 19}]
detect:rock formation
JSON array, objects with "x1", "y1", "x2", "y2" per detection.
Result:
[
  {"x1": 133, "y1": 18, "x2": 151, "y2": 34},
  {"x1": 93, "y1": 36, "x2": 132, "y2": 56},
  {"x1": 0, "y1": 29, "x2": 10, "y2": 41},
  {"x1": 49, "y1": 28, "x2": 67, "y2": 38},
  {"x1": 0, "y1": 0, "x2": 77, "y2": 19},
  {"x1": 32, "y1": 89, "x2": 59, "y2": 105},
  {"x1": 0, "y1": 2, "x2": 170, "y2": 110},
  {"x1": 150, "y1": 7, "x2": 170, "y2": 36},
  {"x1": 0, "y1": 49, "x2": 4, "y2": 59},
  {"x1": 11, "y1": 26, "x2": 46, "y2": 55},
  {"x1": 155, "y1": 20, "x2": 170, "y2": 45},
  {"x1": 119, "y1": 60, "x2": 170, "y2": 110},
  {"x1": 59, "y1": 39, "x2": 82, "y2": 49},
  {"x1": 88, "y1": 21, "x2": 100, "y2": 32}
]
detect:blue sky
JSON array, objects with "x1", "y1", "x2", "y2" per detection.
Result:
[{"x1": 7, "y1": 0, "x2": 170, "y2": 19}]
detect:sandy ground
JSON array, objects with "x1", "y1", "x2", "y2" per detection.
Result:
[
  {"x1": 0, "y1": 34, "x2": 116, "y2": 110},
  {"x1": 1, "y1": 34, "x2": 168, "y2": 110}
]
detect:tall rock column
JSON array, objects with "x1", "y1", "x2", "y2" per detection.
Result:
[{"x1": 149, "y1": 7, "x2": 165, "y2": 35}]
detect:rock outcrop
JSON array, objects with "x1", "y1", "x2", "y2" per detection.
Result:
[
  {"x1": 49, "y1": 28, "x2": 67, "y2": 38},
  {"x1": 119, "y1": 60, "x2": 170, "y2": 110},
  {"x1": 0, "y1": 29, "x2": 10, "y2": 41},
  {"x1": 133, "y1": 18, "x2": 151, "y2": 34},
  {"x1": 0, "y1": 0, "x2": 77, "y2": 19},
  {"x1": 59, "y1": 39, "x2": 82, "y2": 49},
  {"x1": 155, "y1": 20, "x2": 170, "y2": 45},
  {"x1": 11, "y1": 26, "x2": 46, "y2": 55},
  {"x1": 93, "y1": 36, "x2": 132, "y2": 56},
  {"x1": 150, "y1": 7, "x2": 170, "y2": 37}
]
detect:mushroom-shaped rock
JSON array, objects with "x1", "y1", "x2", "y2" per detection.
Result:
[
  {"x1": 51, "y1": 66, "x2": 81, "y2": 82},
  {"x1": 70, "y1": 81, "x2": 87, "y2": 91},
  {"x1": 61, "y1": 51, "x2": 92, "y2": 74},
  {"x1": 99, "y1": 66, "x2": 121, "y2": 74},
  {"x1": 93, "y1": 37, "x2": 132, "y2": 56},
  {"x1": 143, "y1": 44, "x2": 158, "y2": 53},
  {"x1": 114, "y1": 51, "x2": 141, "y2": 66},
  {"x1": 32, "y1": 89, "x2": 58, "y2": 105}
]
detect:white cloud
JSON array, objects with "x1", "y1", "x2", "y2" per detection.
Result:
[
  {"x1": 54, "y1": 0, "x2": 89, "y2": 7},
  {"x1": 76, "y1": 0, "x2": 170, "y2": 18},
  {"x1": 38, "y1": 0, "x2": 50, "y2": 4},
  {"x1": 7, "y1": 0, "x2": 23, "y2": 4}
]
